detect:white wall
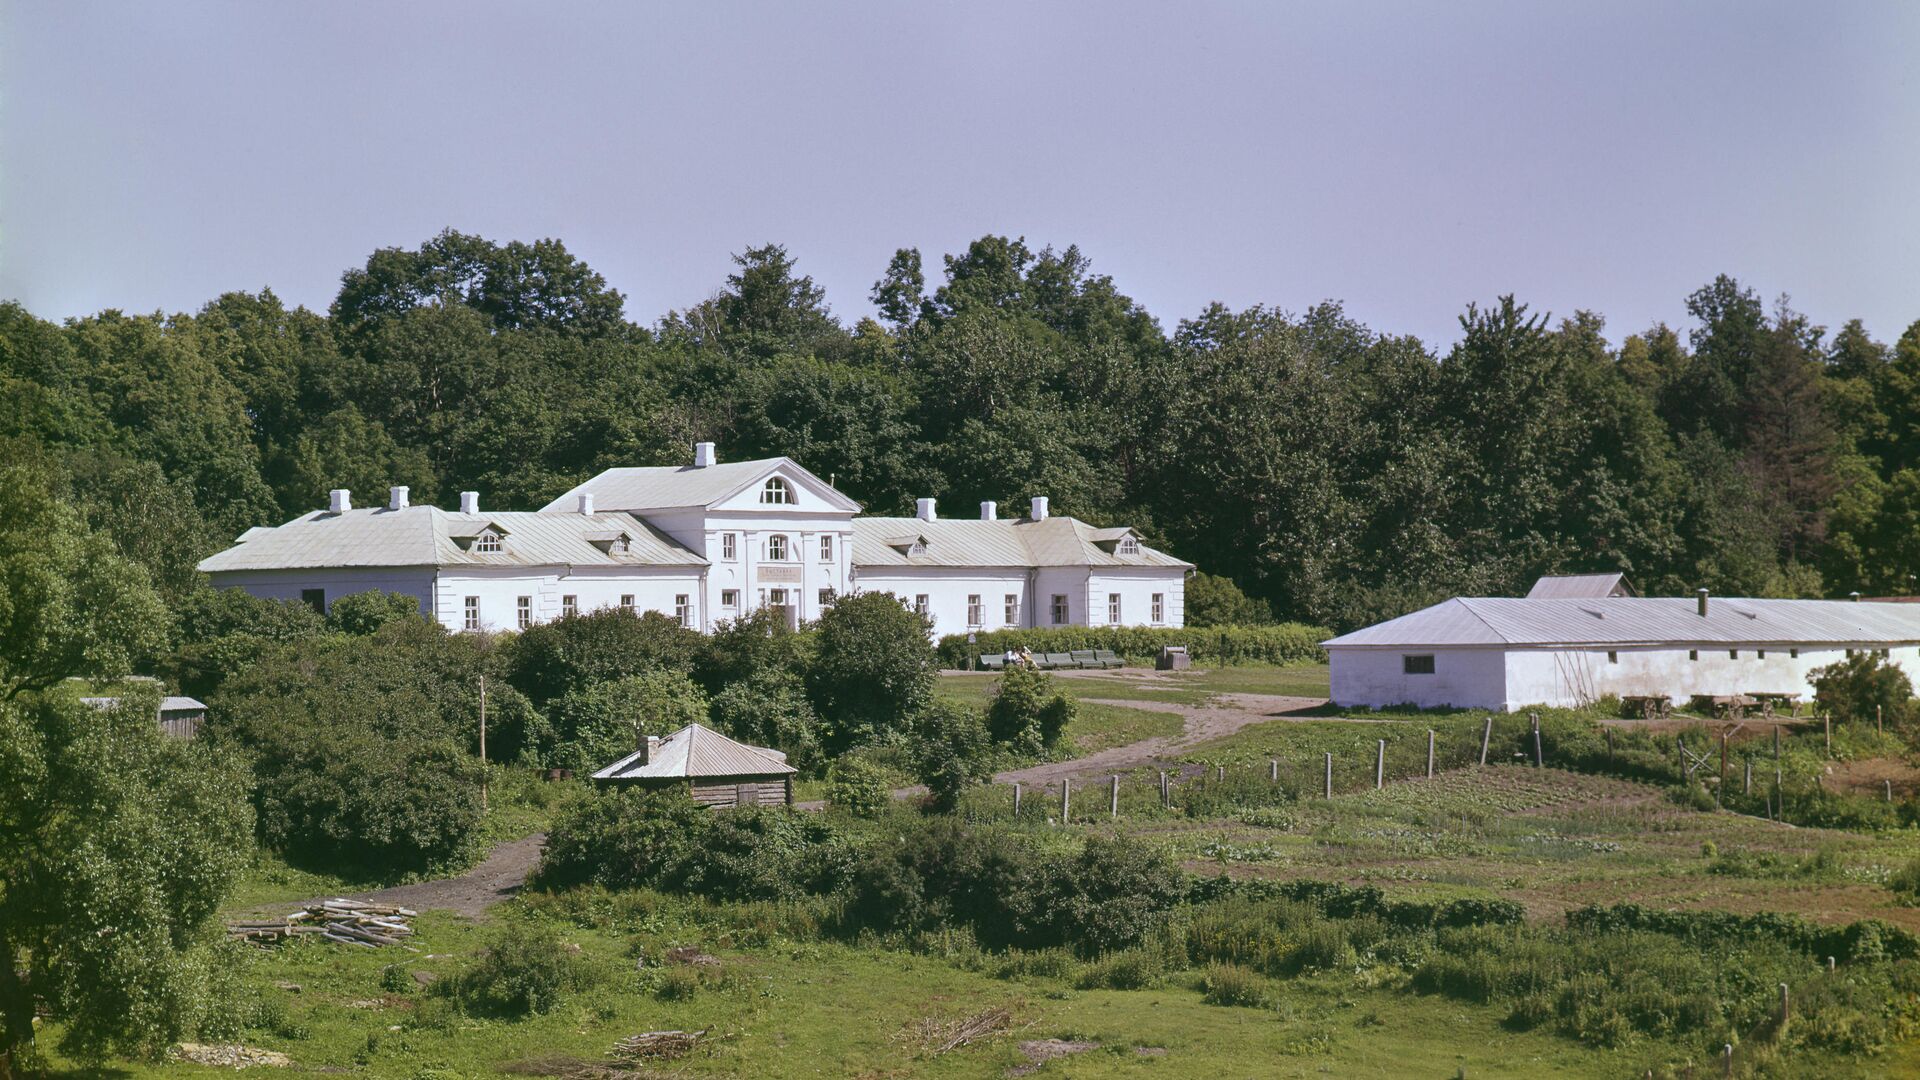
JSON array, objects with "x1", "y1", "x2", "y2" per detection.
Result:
[
  {"x1": 855, "y1": 568, "x2": 1031, "y2": 637},
  {"x1": 1329, "y1": 646, "x2": 1509, "y2": 710},
  {"x1": 1331, "y1": 642, "x2": 1920, "y2": 712},
  {"x1": 1087, "y1": 569, "x2": 1185, "y2": 629},
  {"x1": 696, "y1": 509, "x2": 854, "y2": 630},
  {"x1": 434, "y1": 566, "x2": 705, "y2": 633}
]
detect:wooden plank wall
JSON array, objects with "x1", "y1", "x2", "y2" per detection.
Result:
[{"x1": 690, "y1": 778, "x2": 789, "y2": 808}]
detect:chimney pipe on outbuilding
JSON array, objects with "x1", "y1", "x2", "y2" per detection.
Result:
[
  {"x1": 1030, "y1": 496, "x2": 1049, "y2": 521},
  {"x1": 916, "y1": 498, "x2": 937, "y2": 521},
  {"x1": 694, "y1": 441, "x2": 717, "y2": 468},
  {"x1": 459, "y1": 491, "x2": 479, "y2": 515},
  {"x1": 329, "y1": 489, "x2": 351, "y2": 514},
  {"x1": 389, "y1": 486, "x2": 409, "y2": 511},
  {"x1": 1851, "y1": 591, "x2": 1863, "y2": 602},
  {"x1": 1697, "y1": 588, "x2": 1709, "y2": 617},
  {"x1": 981, "y1": 501, "x2": 997, "y2": 521},
  {"x1": 578, "y1": 493, "x2": 595, "y2": 515}
]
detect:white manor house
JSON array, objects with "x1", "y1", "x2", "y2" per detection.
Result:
[{"x1": 199, "y1": 443, "x2": 1192, "y2": 636}]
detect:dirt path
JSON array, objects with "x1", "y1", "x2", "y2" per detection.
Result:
[
  {"x1": 994, "y1": 693, "x2": 1332, "y2": 787},
  {"x1": 249, "y1": 833, "x2": 546, "y2": 919}
]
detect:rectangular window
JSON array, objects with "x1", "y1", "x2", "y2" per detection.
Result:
[
  {"x1": 463, "y1": 596, "x2": 480, "y2": 632},
  {"x1": 722, "y1": 533, "x2": 737, "y2": 561},
  {"x1": 1051, "y1": 594, "x2": 1068, "y2": 625},
  {"x1": 1729, "y1": 649, "x2": 1738, "y2": 660},
  {"x1": 1107, "y1": 593, "x2": 1122, "y2": 625},
  {"x1": 769, "y1": 588, "x2": 789, "y2": 609},
  {"x1": 1005, "y1": 593, "x2": 1020, "y2": 626},
  {"x1": 914, "y1": 594, "x2": 930, "y2": 618},
  {"x1": 300, "y1": 588, "x2": 326, "y2": 614},
  {"x1": 562, "y1": 595, "x2": 578, "y2": 618},
  {"x1": 967, "y1": 594, "x2": 983, "y2": 627},
  {"x1": 517, "y1": 596, "x2": 532, "y2": 630},
  {"x1": 675, "y1": 594, "x2": 691, "y2": 627},
  {"x1": 1790, "y1": 648, "x2": 1799, "y2": 659},
  {"x1": 819, "y1": 534, "x2": 833, "y2": 561},
  {"x1": 1403, "y1": 654, "x2": 1436, "y2": 675},
  {"x1": 1689, "y1": 649, "x2": 1698, "y2": 661},
  {"x1": 1607, "y1": 650, "x2": 1618, "y2": 664},
  {"x1": 818, "y1": 588, "x2": 833, "y2": 608},
  {"x1": 1151, "y1": 593, "x2": 1165, "y2": 624},
  {"x1": 721, "y1": 589, "x2": 739, "y2": 608},
  {"x1": 620, "y1": 594, "x2": 635, "y2": 612},
  {"x1": 767, "y1": 534, "x2": 789, "y2": 560},
  {"x1": 1757, "y1": 649, "x2": 1767, "y2": 660}
]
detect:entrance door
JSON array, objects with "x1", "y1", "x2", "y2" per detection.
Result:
[{"x1": 768, "y1": 589, "x2": 797, "y2": 630}]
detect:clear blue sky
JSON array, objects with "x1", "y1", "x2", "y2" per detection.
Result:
[{"x1": 4, "y1": 1, "x2": 1915, "y2": 349}]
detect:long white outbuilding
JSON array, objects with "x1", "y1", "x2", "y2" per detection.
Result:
[{"x1": 1324, "y1": 584, "x2": 1920, "y2": 713}]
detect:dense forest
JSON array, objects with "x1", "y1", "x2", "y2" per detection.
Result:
[{"x1": 4, "y1": 229, "x2": 1917, "y2": 631}]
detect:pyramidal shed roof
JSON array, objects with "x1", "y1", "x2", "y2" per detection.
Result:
[{"x1": 591, "y1": 723, "x2": 796, "y2": 782}]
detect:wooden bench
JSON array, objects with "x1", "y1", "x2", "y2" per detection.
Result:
[{"x1": 1093, "y1": 648, "x2": 1124, "y2": 668}]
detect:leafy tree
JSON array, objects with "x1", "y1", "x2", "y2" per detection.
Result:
[
  {"x1": 696, "y1": 606, "x2": 812, "y2": 692},
  {"x1": 333, "y1": 228, "x2": 627, "y2": 339},
  {"x1": 911, "y1": 700, "x2": 994, "y2": 812},
  {"x1": 325, "y1": 589, "x2": 427, "y2": 635},
  {"x1": 0, "y1": 462, "x2": 168, "y2": 701},
  {"x1": 807, "y1": 591, "x2": 936, "y2": 749},
  {"x1": 505, "y1": 608, "x2": 703, "y2": 709},
  {"x1": 826, "y1": 758, "x2": 891, "y2": 818},
  {"x1": 546, "y1": 671, "x2": 708, "y2": 773},
  {"x1": 1184, "y1": 572, "x2": 1273, "y2": 627},
  {"x1": 708, "y1": 667, "x2": 822, "y2": 774},
  {"x1": 1810, "y1": 653, "x2": 1915, "y2": 728},
  {"x1": 0, "y1": 676, "x2": 253, "y2": 1069},
  {"x1": 161, "y1": 587, "x2": 328, "y2": 699}
]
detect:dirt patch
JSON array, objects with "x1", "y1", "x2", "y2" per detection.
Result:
[
  {"x1": 248, "y1": 833, "x2": 545, "y2": 919},
  {"x1": 995, "y1": 693, "x2": 1330, "y2": 788},
  {"x1": 1007, "y1": 1038, "x2": 1098, "y2": 1077},
  {"x1": 1824, "y1": 757, "x2": 1920, "y2": 799}
]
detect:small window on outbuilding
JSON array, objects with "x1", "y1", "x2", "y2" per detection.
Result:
[
  {"x1": 1403, "y1": 655, "x2": 1435, "y2": 675},
  {"x1": 1607, "y1": 651, "x2": 1618, "y2": 664},
  {"x1": 1729, "y1": 650, "x2": 1739, "y2": 660},
  {"x1": 1757, "y1": 649, "x2": 1766, "y2": 660},
  {"x1": 300, "y1": 588, "x2": 326, "y2": 614},
  {"x1": 1688, "y1": 649, "x2": 1698, "y2": 661},
  {"x1": 1790, "y1": 648, "x2": 1799, "y2": 659}
]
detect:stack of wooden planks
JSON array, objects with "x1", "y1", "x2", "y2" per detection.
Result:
[{"x1": 228, "y1": 900, "x2": 417, "y2": 949}]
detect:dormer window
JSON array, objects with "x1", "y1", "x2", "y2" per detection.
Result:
[
  {"x1": 760, "y1": 477, "x2": 795, "y2": 505},
  {"x1": 474, "y1": 531, "x2": 502, "y2": 553},
  {"x1": 1117, "y1": 536, "x2": 1140, "y2": 555}
]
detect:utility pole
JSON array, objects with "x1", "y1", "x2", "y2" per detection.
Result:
[{"x1": 478, "y1": 674, "x2": 489, "y2": 812}]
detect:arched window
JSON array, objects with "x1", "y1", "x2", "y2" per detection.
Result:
[
  {"x1": 768, "y1": 534, "x2": 790, "y2": 560},
  {"x1": 1117, "y1": 536, "x2": 1140, "y2": 555},
  {"x1": 474, "y1": 532, "x2": 502, "y2": 553},
  {"x1": 760, "y1": 477, "x2": 795, "y2": 505}
]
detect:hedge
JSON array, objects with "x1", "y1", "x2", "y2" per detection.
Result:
[{"x1": 936, "y1": 623, "x2": 1329, "y2": 668}]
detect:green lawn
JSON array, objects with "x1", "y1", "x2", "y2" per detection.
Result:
[{"x1": 44, "y1": 894, "x2": 1848, "y2": 1080}]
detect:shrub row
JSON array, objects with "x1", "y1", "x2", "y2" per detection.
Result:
[
  {"x1": 1565, "y1": 903, "x2": 1919, "y2": 963},
  {"x1": 1189, "y1": 876, "x2": 1526, "y2": 930},
  {"x1": 935, "y1": 623, "x2": 1329, "y2": 668}
]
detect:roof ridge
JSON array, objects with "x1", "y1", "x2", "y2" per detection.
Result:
[{"x1": 1449, "y1": 597, "x2": 1515, "y2": 644}]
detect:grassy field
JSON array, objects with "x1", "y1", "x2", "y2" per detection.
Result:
[{"x1": 48, "y1": 662, "x2": 1920, "y2": 1078}]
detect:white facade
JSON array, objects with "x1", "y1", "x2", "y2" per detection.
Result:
[
  {"x1": 1326, "y1": 593, "x2": 1920, "y2": 712},
  {"x1": 201, "y1": 447, "x2": 1193, "y2": 636}
]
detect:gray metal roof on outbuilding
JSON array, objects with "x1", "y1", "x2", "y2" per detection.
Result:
[
  {"x1": 591, "y1": 723, "x2": 796, "y2": 781},
  {"x1": 1324, "y1": 596, "x2": 1920, "y2": 649},
  {"x1": 1526, "y1": 573, "x2": 1634, "y2": 599},
  {"x1": 197, "y1": 507, "x2": 704, "y2": 573}
]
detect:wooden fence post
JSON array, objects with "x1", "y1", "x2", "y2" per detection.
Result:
[
  {"x1": 1878, "y1": 704, "x2": 1884, "y2": 734},
  {"x1": 1013, "y1": 782, "x2": 1022, "y2": 816},
  {"x1": 1216, "y1": 764, "x2": 1225, "y2": 783},
  {"x1": 1110, "y1": 774, "x2": 1120, "y2": 817},
  {"x1": 1825, "y1": 713, "x2": 1832, "y2": 757},
  {"x1": 1269, "y1": 759, "x2": 1279, "y2": 783},
  {"x1": 1779, "y1": 982, "x2": 1790, "y2": 1026},
  {"x1": 1723, "y1": 1043, "x2": 1733, "y2": 1078},
  {"x1": 1426, "y1": 729, "x2": 1436, "y2": 779},
  {"x1": 1744, "y1": 759, "x2": 1752, "y2": 796},
  {"x1": 1158, "y1": 771, "x2": 1168, "y2": 808},
  {"x1": 1887, "y1": 779, "x2": 1894, "y2": 803},
  {"x1": 1773, "y1": 726, "x2": 1780, "y2": 759},
  {"x1": 1060, "y1": 778, "x2": 1070, "y2": 823},
  {"x1": 1375, "y1": 739, "x2": 1386, "y2": 789},
  {"x1": 1605, "y1": 727, "x2": 1614, "y2": 763},
  {"x1": 1827, "y1": 956, "x2": 1836, "y2": 973},
  {"x1": 1534, "y1": 724, "x2": 1544, "y2": 768},
  {"x1": 1324, "y1": 752, "x2": 1333, "y2": 799},
  {"x1": 1480, "y1": 716, "x2": 1493, "y2": 766},
  {"x1": 1720, "y1": 731, "x2": 1728, "y2": 787}
]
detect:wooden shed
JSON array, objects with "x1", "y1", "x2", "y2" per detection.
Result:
[{"x1": 590, "y1": 723, "x2": 796, "y2": 808}]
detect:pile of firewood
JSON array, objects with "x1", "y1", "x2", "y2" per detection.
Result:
[
  {"x1": 608, "y1": 1029, "x2": 712, "y2": 1062},
  {"x1": 228, "y1": 900, "x2": 417, "y2": 949}
]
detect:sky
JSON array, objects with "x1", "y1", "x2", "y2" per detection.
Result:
[{"x1": 3, "y1": 1, "x2": 1916, "y2": 350}]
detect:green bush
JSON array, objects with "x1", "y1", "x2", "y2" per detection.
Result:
[
  {"x1": 504, "y1": 608, "x2": 703, "y2": 708},
  {"x1": 809, "y1": 591, "x2": 938, "y2": 750},
  {"x1": 1076, "y1": 946, "x2": 1169, "y2": 989},
  {"x1": 912, "y1": 700, "x2": 995, "y2": 812},
  {"x1": 325, "y1": 589, "x2": 427, "y2": 635},
  {"x1": 545, "y1": 671, "x2": 708, "y2": 773},
  {"x1": 1198, "y1": 962, "x2": 1273, "y2": 1007},
  {"x1": 1183, "y1": 572, "x2": 1274, "y2": 627},
  {"x1": 826, "y1": 758, "x2": 891, "y2": 818},
  {"x1": 448, "y1": 922, "x2": 596, "y2": 1017},
  {"x1": 984, "y1": 665, "x2": 1075, "y2": 753},
  {"x1": 1891, "y1": 857, "x2": 1920, "y2": 904},
  {"x1": 936, "y1": 623, "x2": 1328, "y2": 668},
  {"x1": 708, "y1": 667, "x2": 823, "y2": 775},
  {"x1": 1809, "y1": 652, "x2": 1915, "y2": 728}
]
